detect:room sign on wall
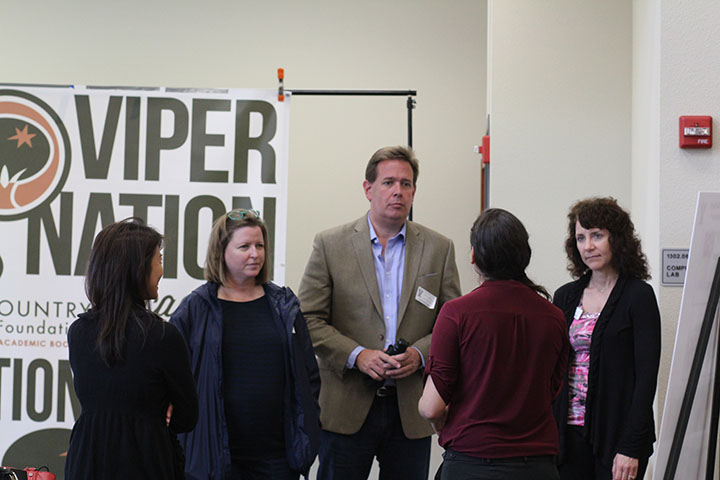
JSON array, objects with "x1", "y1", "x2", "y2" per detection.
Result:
[{"x1": 662, "y1": 249, "x2": 690, "y2": 285}]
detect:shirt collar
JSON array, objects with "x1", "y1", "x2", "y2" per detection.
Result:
[{"x1": 368, "y1": 214, "x2": 406, "y2": 244}]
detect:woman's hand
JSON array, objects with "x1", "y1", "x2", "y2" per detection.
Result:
[
  {"x1": 166, "y1": 404, "x2": 173, "y2": 427},
  {"x1": 612, "y1": 453, "x2": 639, "y2": 480}
]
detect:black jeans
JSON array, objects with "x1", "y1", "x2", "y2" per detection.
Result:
[
  {"x1": 317, "y1": 395, "x2": 431, "y2": 480},
  {"x1": 438, "y1": 448, "x2": 559, "y2": 480},
  {"x1": 228, "y1": 456, "x2": 298, "y2": 480}
]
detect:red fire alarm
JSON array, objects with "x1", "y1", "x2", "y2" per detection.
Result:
[{"x1": 679, "y1": 116, "x2": 712, "y2": 148}]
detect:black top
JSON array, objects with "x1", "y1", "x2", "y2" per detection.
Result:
[
  {"x1": 65, "y1": 309, "x2": 198, "y2": 480},
  {"x1": 552, "y1": 274, "x2": 661, "y2": 468},
  {"x1": 169, "y1": 282, "x2": 321, "y2": 477},
  {"x1": 221, "y1": 296, "x2": 286, "y2": 461}
]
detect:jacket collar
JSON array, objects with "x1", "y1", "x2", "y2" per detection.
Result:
[{"x1": 350, "y1": 214, "x2": 423, "y2": 324}]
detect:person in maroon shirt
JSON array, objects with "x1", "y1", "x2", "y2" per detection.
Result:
[{"x1": 419, "y1": 208, "x2": 569, "y2": 480}]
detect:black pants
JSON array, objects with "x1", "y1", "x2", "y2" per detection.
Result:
[
  {"x1": 559, "y1": 426, "x2": 648, "y2": 480},
  {"x1": 438, "y1": 448, "x2": 559, "y2": 480},
  {"x1": 228, "y1": 456, "x2": 298, "y2": 480},
  {"x1": 317, "y1": 395, "x2": 431, "y2": 480}
]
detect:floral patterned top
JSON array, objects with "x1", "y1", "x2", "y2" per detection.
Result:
[{"x1": 567, "y1": 305, "x2": 600, "y2": 425}]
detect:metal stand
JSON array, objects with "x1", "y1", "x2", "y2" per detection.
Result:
[
  {"x1": 288, "y1": 89, "x2": 417, "y2": 148},
  {"x1": 664, "y1": 257, "x2": 720, "y2": 479},
  {"x1": 287, "y1": 88, "x2": 417, "y2": 220}
]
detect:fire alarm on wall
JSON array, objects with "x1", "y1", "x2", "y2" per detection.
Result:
[{"x1": 679, "y1": 116, "x2": 712, "y2": 148}]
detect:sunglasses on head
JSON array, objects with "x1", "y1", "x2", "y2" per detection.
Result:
[{"x1": 226, "y1": 209, "x2": 261, "y2": 221}]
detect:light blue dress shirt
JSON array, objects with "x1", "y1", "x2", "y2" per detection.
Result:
[{"x1": 346, "y1": 216, "x2": 406, "y2": 369}]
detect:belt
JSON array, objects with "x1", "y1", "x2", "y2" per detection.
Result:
[
  {"x1": 444, "y1": 448, "x2": 555, "y2": 464},
  {"x1": 376, "y1": 385, "x2": 397, "y2": 397}
]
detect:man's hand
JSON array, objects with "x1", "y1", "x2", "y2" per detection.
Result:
[
  {"x1": 386, "y1": 348, "x2": 421, "y2": 379},
  {"x1": 356, "y1": 349, "x2": 401, "y2": 381}
]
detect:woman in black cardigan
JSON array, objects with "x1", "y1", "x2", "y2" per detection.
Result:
[{"x1": 553, "y1": 197, "x2": 661, "y2": 480}]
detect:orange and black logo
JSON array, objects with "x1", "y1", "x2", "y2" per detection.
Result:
[{"x1": 0, "y1": 90, "x2": 71, "y2": 221}]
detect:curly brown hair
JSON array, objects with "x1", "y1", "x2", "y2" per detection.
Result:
[{"x1": 564, "y1": 197, "x2": 650, "y2": 280}]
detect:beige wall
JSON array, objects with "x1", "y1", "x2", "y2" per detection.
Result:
[
  {"x1": 491, "y1": 0, "x2": 720, "y2": 477},
  {"x1": 488, "y1": 0, "x2": 633, "y2": 294},
  {"x1": 16, "y1": 0, "x2": 720, "y2": 476},
  {"x1": 2, "y1": 1, "x2": 487, "y2": 477},
  {"x1": 655, "y1": 0, "x2": 720, "y2": 410},
  {"x1": 653, "y1": 0, "x2": 720, "y2": 475},
  {"x1": 634, "y1": 0, "x2": 720, "y2": 475},
  {"x1": 1, "y1": 0, "x2": 487, "y2": 295}
]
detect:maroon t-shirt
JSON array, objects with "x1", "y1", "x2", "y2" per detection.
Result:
[{"x1": 425, "y1": 280, "x2": 569, "y2": 458}]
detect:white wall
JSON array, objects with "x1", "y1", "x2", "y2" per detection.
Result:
[
  {"x1": 653, "y1": 0, "x2": 720, "y2": 467},
  {"x1": 656, "y1": 0, "x2": 720, "y2": 395},
  {"x1": 2, "y1": 1, "x2": 487, "y2": 477},
  {"x1": 633, "y1": 0, "x2": 720, "y2": 473},
  {"x1": 488, "y1": 0, "x2": 633, "y2": 293}
]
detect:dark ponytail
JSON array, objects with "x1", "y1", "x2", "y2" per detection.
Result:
[{"x1": 470, "y1": 208, "x2": 550, "y2": 300}]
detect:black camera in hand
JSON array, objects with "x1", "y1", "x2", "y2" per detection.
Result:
[
  {"x1": 365, "y1": 338, "x2": 411, "y2": 390},
  {"x1": 385, "y1": 338, "x2": 409, "y2": 356}
]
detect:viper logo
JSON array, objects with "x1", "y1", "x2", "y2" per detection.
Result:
[{"x1": 0, "y1": 90, "x2": 70, "y2": 221}]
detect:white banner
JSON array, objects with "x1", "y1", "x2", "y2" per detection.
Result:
[{"x1": 0, "y1": 85, "x2": 290, "y2": 477}]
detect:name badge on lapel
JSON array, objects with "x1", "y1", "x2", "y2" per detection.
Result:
[{"x1": 415, "y1": 286, "x2": 437, "y2": 309}]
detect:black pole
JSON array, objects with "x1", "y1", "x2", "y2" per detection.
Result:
[
  {"x1": 288, "y1": 89, "x2": 416, "y2": 97},
  {"x1": 407, "y1": 96, "x2": 416, "y2": 148},
  {"x1": 664, "y1": 257, "x2": 720, "y2": 479},
  {"x1": 706, "y1": 322, "x2": 720, "y2": 480},
  {"x1": 407, "y1": 96, "x2": 416, "y2": 221}
]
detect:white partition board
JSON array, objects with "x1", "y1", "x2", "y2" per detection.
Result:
[{"x1": 655, "y1": 192, "x2": 720, "y2": 478}]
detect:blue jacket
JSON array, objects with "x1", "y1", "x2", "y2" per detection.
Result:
[{"x1": 169, "y1": 282, "x2": 321, "y2": 479}]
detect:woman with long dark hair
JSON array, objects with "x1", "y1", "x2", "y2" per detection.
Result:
[
  {"x1": 419, "y1": 208, "x2": 569, "y2": 479},
  {"x1": 65, "y1": 218, "x2": 198, "y2": 479},
  {"x1": 553, "y1": 197, "x2": 661, "y2": 480}
]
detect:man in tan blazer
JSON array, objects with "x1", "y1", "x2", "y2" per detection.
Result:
[{"x1": 298, "y1": 146, "x2": 461, "y2": 480}]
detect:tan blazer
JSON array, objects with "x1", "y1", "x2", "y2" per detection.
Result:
[{"x1": 298, "y1": 215, "x2": 461, "y2": 439}]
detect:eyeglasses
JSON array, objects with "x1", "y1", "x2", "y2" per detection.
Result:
[{"x1": 226, "y1": 209, "x2": 260, "y2": 221}]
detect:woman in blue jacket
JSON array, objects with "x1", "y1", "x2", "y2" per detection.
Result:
[{"x1": 170, "y1": 209, "x2": 321, "y2": 480}]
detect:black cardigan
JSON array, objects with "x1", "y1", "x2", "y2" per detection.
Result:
[{"x1": 552, "y1": 273, "x2": 661, "y2": 468}]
